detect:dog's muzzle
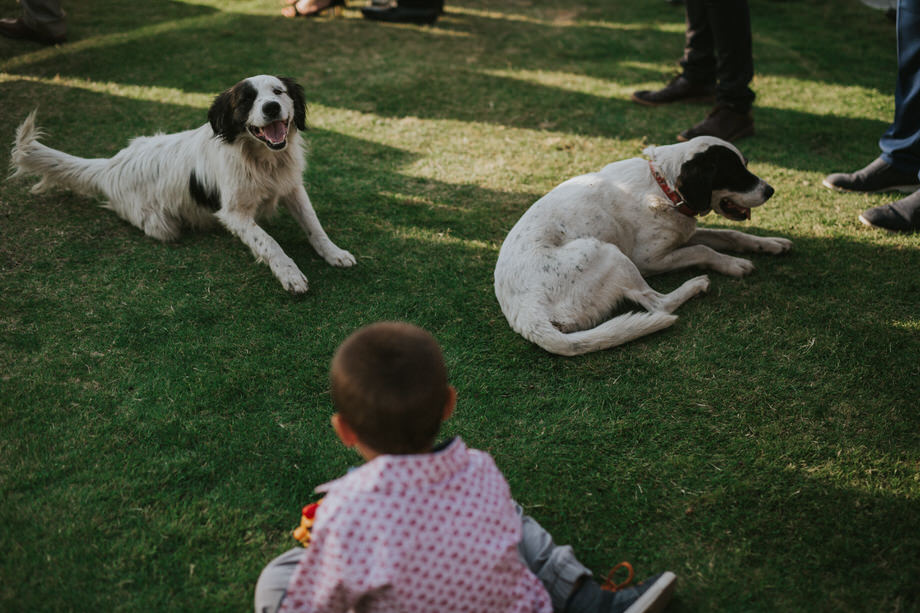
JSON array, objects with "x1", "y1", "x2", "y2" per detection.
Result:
[
  {"x1": 716, "y1": 183, "x2": 774, "y2": 221},
  {"x1": 248, "y1": 119, "x2": 290, "y2": 150}
]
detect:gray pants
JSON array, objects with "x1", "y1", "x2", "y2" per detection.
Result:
[
  {"x1": 20, "y1": 0, "x2": 66, "y2": 39},
  {"x1": 254, "y1": 503, "x2": 592, "y2": 613}
]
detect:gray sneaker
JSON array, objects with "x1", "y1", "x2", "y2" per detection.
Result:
[
  {"x1": 823, "y1": 157, "x2": 920, "y2": 193},
  {"x1": 565, "y1": 571, "x2": 676, "y2": 613},
  {"x1": 859, "y1": 189, "x2": 920, "y2": 232}
]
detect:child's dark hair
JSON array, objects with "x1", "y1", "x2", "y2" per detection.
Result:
[{"x1": 330, "y1": 322, "x2": 448, "y2": 454}]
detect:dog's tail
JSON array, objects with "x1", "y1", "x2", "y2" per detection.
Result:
[
  {"x1": 10, "y1": 110, "x2": 108, "y2": 197},
  {"x1": 514, "y1": 309, "x2": 678, "y2": 356}
]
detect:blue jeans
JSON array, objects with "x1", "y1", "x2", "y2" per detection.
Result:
[{"x1": 879, "y1": 0, "x2": 920, "y2": 178}]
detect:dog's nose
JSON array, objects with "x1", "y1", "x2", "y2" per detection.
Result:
[
  {"x1": 263, "y1": 101, "x2": 281, "y2": 119},
  {"x1": 763, "y1": 183, "x2": 775, "y2": 201}
]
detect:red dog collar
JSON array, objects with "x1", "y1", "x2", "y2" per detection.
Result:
[{"x1": 648, "y1": 160, "x2": 698, "y2": 217}]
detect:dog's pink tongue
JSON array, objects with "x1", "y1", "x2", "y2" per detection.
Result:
[{"x1": 263, "y1": 120, "x2": 288, "y2": 144}]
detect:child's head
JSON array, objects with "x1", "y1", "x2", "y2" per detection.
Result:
[{"x1": 330, "y1": 322, "x2": 453, "y2": 456}]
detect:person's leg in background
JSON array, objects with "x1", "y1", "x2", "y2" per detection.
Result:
[
  {"x1": 0, "y1": 0, "x2": 66, "y2": 45},
  {"x1": 825, "y1": 0, "x2": 920, "y2": 231},
  {"x1": 677, "y1": 0, "x2": 756, "y2": 141},
  {"x1": 631, "y1": 0, "x2": 718, "y2": 107},
  {"x1": 861, "y1": 0, "x2": 920, "y2": 231}
]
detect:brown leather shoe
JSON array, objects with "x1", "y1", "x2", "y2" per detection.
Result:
[
  {"x1": 0, "y1": 17, "x2": 65, "y2": 45},
  {"x1": 631, "y1": 74, "x2": 715, "y2": 107},
  {"x1": 678, "y1": 105, "x2": 754, "y2": 142}
]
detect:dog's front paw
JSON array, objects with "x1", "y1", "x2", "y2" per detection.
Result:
[
  {"x1": 718, "y1": 256, "x2": 755, "y2": 277},
  {"x1": 325, "y1": 248, "x2": 356, "y2": 268},
  {"x1": 688, "y1": 274, "x2": 711, "y2": 295},
  {"x1": 759, "y1": 237, "x2": 793, "y2": 254},
  {"x1": 273, "y1": 259, "x2": 310, "y2": 293},
  {"x1": 283, "y1": 274, "x2": 309, "y2": 294}
]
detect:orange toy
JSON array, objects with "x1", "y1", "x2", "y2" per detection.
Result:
[{"x1": 292, "y1": 500, "x2": 322, "y2": 546}]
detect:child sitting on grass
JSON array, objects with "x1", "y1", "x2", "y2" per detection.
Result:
[{"x1": 255, "y1": 321, "x2": 676, "y2": 613}]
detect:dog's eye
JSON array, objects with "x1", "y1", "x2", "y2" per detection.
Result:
[{"x1": 273, "y1": 88, "x2": 284, "y2": 96}]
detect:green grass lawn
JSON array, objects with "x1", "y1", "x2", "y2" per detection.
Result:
[{"x1": 1, "y1": 0, "x2": 918, "y2": 610}]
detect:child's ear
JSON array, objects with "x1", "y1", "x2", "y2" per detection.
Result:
[
  {"x1": 442, "y1": 386, "x2": 457, "y2": 421},
  {"x1": 331, "y1": 413, "x2": 359, "y2": 448}
]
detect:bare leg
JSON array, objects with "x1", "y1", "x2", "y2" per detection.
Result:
[{"x1": 282, "y1": 0, "x2": 336, "y2": 17}]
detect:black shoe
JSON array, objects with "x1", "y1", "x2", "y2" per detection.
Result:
[
  {"x1": 677, "y1": 105, "x2": 754, "y2": 142},
  {"x1": 859, "y1": 190, "x2": 920, "y2": 232},
  {"x1": 0, "y1": 17, "x2": 65, "y2": 44},
  {"x1": 631, "y1": 75, "x2": 715, "y2": 107},
  {"x1": 823, "y1": 157, "x2": 920, "y2": 193},
  {"x1": 361, "y1": 0, "x2": 442, "y2": 23},
  {"x1": 361, "y1": 4, "x2": 439, "y2": 23},
  {"x1": 565, "y1": 572, "x2": 676, "y2": 613},
  {"x1": 401, "y1": 0, "x2": 443, "y2": 12}
]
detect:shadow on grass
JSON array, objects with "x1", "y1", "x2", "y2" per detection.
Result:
[
  {"x1": 488, "y1": 403, "x2": 919, "y2": 611},
  {"x1": 0, "y1": 78, "x2": 541, "y2": 291},
  {"x1": 2, "y1": 82, "x2": 916, "y2": 344},
  {"x1": 2, "y1": 198, "x2": 918, "y2": 612},
  {"x1": 1, "y1": 4, "x2": 916, "y2": 610},
  {"x1": 1, "y1": 0, "x2": 896, "y2": 169},
  {"x1": 644, "y1": 459, "x2": 920, "y2": 611}
]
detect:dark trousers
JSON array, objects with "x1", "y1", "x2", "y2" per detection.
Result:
[
  {"x1": 21, "y1": 0, "x2": 66, "y2": 39},
  {"x1": 880, "y1": 0, "x2": 920, "y2": 177},
  {"x1": 680, "y1": 0, "x2": 755, "y2": 113},
  {"x1": 398, "y1": 0, "x2": 443, "y2": 8}
]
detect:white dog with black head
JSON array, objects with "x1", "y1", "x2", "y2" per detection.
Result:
[
  {"x1": 10, "y1": 75, "x2": 354, "y2": 293},
  {"x1": 494, "y1": 136, "x2": 792, "y2": 356}
]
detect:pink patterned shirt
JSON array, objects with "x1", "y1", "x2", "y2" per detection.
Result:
[{"x1": 278, "y1": 438, "x2": 553, "y2": 613}]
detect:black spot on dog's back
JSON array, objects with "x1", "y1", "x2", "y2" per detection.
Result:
[{"x1": 189, "y1": 170, "x2": 221, "y2": 211}]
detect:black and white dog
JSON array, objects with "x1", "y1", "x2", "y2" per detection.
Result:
[
  {"x1": 11, "y1": 75, "x2": 354, "y2": 293},
  {"x1": 494, "y1": 136, "x2": 792, "y2": 356}
]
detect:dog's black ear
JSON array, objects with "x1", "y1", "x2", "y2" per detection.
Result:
[
  {"x1": 209, "y1": 80, "x2": 257, "y2": 143},
  {"x1": 279, "y1": 76, "x2": 307, "y2": 131},
  {"x1": 209, "y1": 86, "x2": 239, "y2": 143},
  {"x1": 676, "y1": 149, "x2": 718, "y2": 214}
]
